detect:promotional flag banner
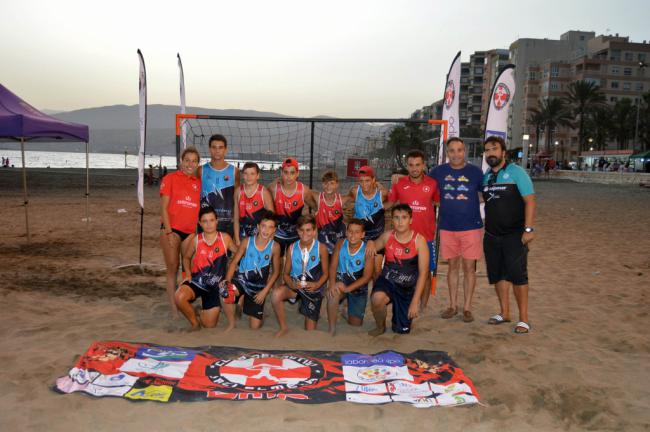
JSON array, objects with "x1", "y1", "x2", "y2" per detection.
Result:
[
  {"x1": 55, "y1": 341, "x2": 480, "y2": 408},
  {"x1": 177, "y1": 53, "x2": 187, "y2": 150},
  {"x1": 137, "y1": 49, "x2": 147, "y2": 209},
  {"x1": 483, "y1": 64, "x2": 516, "y2": 171},
  {"x1": 439, "y1": 51, "x2": 461, "y2": 165}
]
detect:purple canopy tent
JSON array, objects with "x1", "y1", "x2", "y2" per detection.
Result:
[{"x1": 0, "y1": 84, "x2": 90, "y2": 240}]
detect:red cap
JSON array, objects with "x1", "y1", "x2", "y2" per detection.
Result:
[
  {"x1": 282, "y1": 157, "x2": 299, "y2": 170},
  {"x1": 358, "y1": 165, "x2": 375, "y2": 178}
]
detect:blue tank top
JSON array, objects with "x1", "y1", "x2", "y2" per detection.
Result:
[
  {"x1": 201, "y1": 163, "x2": 235, "y2": 234},
  {"x1": 233, "y1": 237, "x2": 274, "y2": 293},
  {"x1": 336, "y1": 240, "x2": 368, "y2": 295},
  {"x1": 354, "y1": 186, "x2": 385, "y2": 241},
  {"x1": 289, "y1": 240, "x2": 323, "y2": 288}
]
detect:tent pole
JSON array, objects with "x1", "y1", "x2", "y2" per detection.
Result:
[
  {"x1": 85, "y1": 141, "x2": 90, "y2": 227},
  {"x1": 20, "y1": 137, "x2": 30, "y2": 241}
]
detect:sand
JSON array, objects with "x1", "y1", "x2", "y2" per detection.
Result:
[{"x1": 1, "y1": 168, "x2": 649, "y2": 431}]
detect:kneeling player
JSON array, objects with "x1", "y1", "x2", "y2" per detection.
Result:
[
  {"x1": 174, "y1": 208, "x2": 237, "y2": 330},
  {"x1": 368, "y1": 204, "x2": 429, "y2": 336},
  {"x1": 223, "y1": 210, "x2": 281, "y2": 330},
  {"x1": 271, "y1": 215, "x2": 329, "y2": 337},
  {"x1": 326, "y1": 218, "x2": 373, "y2": 336}
]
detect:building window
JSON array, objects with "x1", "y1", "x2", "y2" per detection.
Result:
[
  {"x1": 640, "y1": 53, "x2": 647, "y2": 62},
  {"x1": 551, "y1": 65, "x2": 559, "y2": 77},
  {"x1": 636, "y1": 83, "x2": 644, "y2": 92},
  {"x1": 611, "y1": 81, "x2": 619, "y2": 89},
  {"x1": 610, "y1": 96, "x2": 617, "y2": 102},
  {"x1": 474, "y1": 67, "x2": 483, "y2": 74},
  {"x1": 623, "y1": 82, "x2": 631, "y2": 91},
  {"x1": 624, "y1": 52, "x2": 633, "y2": 61},
  {"x1": 624, "y1": 68, "x2": 632, "y2": 76},
  {"x1": 611, "y1": 66, "x2": 619, "y2": 74},
  {"x1": 550, "y1": 82, "x2": 560, "y2": 91}
]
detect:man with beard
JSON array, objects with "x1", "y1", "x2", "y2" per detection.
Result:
[{"x1": 482, "y1": 136, "x2": 536, "y2": 334}]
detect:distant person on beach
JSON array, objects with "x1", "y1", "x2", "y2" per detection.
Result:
[
  {"x1": 326, "y1": 218, "x2": 373, "y2": 336},
  {"x1": 198, "y1": 134, "x2": 239, "y2": 237},
  {"x1": 482, "y1": 136, "x2": 536, "y2": 334},
  {"x1": 175, "y1": 207, "x2": 238, "y2": 330},
  {"x1": 163, "y1": 166, "x2": 168, "y2": 177},
  {"x1": 271, "y1": 215, "x2": 329, "y2": 337},
  {"x1": 223, "y1": 210, "x2": 281, "y2": 330},
  {"x1": 308, "y1": 170, "x2": 349, "y2": 255},
  {"x1": 366, "y1": 204, "x2": 429, "y2": 336},
  {"x1": 428, "y1": 138, "x2": 483, "y2": 323},
  {"x1": 233, "y1": 162, "x2": 274, "y2": 245},
  {"x1": 160, "y1": 146, "x2": 201, "y2": 318}
]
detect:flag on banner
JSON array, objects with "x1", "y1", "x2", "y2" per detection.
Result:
[
  {"x1": 137, "y1": 49, "x2": 147, "y2": 208},
  {"x1": 177, "y1": 53, "x2": 187, "y2": 150},
  {"x1": 483, "y1": 64, "x2": 516, "y2": 171},
  {"x1": 439, "y1": 51, "x2": 461, "y2": 165}
]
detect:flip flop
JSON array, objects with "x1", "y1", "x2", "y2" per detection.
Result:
[
  {"x1": 488, "y1": 314, "x2": 511, "y2": 325},
  {"x1": 514, "y1": 322, "x2": 531, "y2": 334}
]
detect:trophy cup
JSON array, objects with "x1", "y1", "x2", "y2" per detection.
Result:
[{"x1": 300, "y1": 246, "x2": 310, "y2": 289}]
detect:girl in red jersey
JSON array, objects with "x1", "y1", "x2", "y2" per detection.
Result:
[
  {"x1": 160, "y1": 147, "x2": 201, "y2": 318},
  {"x1": 233, "y1": 162, "x2": 274, "y2": 245}
]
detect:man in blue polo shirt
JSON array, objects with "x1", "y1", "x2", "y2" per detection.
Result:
[{"x1": 482, "y1": 136, "x2": 536, "y2": 334}]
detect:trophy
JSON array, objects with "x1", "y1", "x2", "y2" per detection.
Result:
[{"x1": 300, "y1": 246, "x2": 310, "y2": 288}]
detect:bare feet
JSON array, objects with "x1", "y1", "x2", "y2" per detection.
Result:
[
  {"x1": 329, "y1": 327, "x2": 337, "y2": 337},
  {"x1": 274, "y1": 328, "x2": 289, "y2": 338},
  {"x1": 368, "y1": 326, "x2": 385, "y2": 337},
  {"x1": 223, "y1": 324, "x2": 235, "y2": 333}
]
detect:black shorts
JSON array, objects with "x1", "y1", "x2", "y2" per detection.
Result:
[
  {"x1": 372, "y1": 276, "x2": 414, "y2": 334},
  {"x1": 483, "y1": 231, "x2": 529, "y2": 285},
  {"x1": 183, "y1": 281, "x2": 221, "y2": 310},
  {"x1": 275, "y1": 236, "x2": 298, "y2": 257},
  {"x1": 288, "y1": 287, "x2": 323, "y2": 322},
  {"x1": 232, "y1": 280, "x2": 265, "y2": 320},
  {"x1": 160, "y1": 224, "x2": 192, "y2": 242}
]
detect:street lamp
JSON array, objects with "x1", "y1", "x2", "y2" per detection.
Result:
[
  {"x1": 634, "y1": 61, "x2": 647, "y2": 151},
  {"x1": 521, "y1": 134, "x2": 530, "y2": 169}
]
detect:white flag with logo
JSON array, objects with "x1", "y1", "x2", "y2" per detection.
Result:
[
  {"x1": 483, "y1": 64, "x2": 516, "y2": 171},
  {"x1": 177, "y1": 53, "x2": 187, "y2": 150},
  {"x1": 137, "y1": 49, "x2": 147, "y2": 208},
  {"x1": 439, "y1": 51, "x2": 461, "y2": 165}
]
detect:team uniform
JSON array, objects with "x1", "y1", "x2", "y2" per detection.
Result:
[
  {"x1": 354, "y1": 186, "x2": 385, "y2": 241},
  {"x1": 389, "y1": 176, "x2": 440, "y2": 271},
  {"x1": 238, "y1": 184, "x2": 266, "y2": 239},
  {"x1": 482, "y1": 163, "x2": 535, "y2": 285},
  {"x1": 273, "y1": 182, "x2": 306, "y2": 255},
  {"x1": 182, "y1": 232, "x2": 228, "y2": 310},
  {"x1": 373, "y1": 232, "x2": 421, "y2": 334},
  {"x1": 201, "y1": 162, "x2": 236, "y2": 236},
  {"x1": 336, "y1": 240, "x2": 369, "y2": 320},
  {"x1": 288, "y1": 240, "x2": 324, "y2": 322},
  {"x1": 231, "y1": 237, "x2": 275, "y2": 319},
  {"x1": 316, "y1": 192, "x2": 345, "y2": 254},
  {"x1": 159, "y1": 171, "x2": 201, "y2": 241}
]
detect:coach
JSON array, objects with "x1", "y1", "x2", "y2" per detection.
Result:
[{"x1": 482, "y1": 136, "x2": 536, "y2": 334}]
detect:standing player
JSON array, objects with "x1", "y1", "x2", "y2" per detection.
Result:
[
  {"x1": 233, "y1": 162, "x2": 274, "y2": 245},
  {"x1": 326, "y1": 219, "x2": 374, "y2": 336},
  {"x1": 223, "y1": 210, "x2": 281, "y2": 330},
  {"x1": 199, "y1": 134, "x2": 239, "y2": 236},
  {"x1": 367, "y1": 204, "x2": 430, "y2": 336},
  {"x1": 174, "y1": 207, "x2": 238, "y2": 330},
  {"x1": 267, "y1": 157, "x2": 317, "y2": 257},
  {"x1": 388, "y1": 149, "x2": 440, "y2": 308},
  {"x1": 271, "y1": 215, "x2": 329, "y2": 337},
  {"x1": 159, "y1": 146, "x2": 201, "y2": 318},
  {"x1": 348, "y1": 165, "x2": 391, "y2": 277},
  {"x1": 309, "y1": 170, "x2": 348, "y2": 255}
]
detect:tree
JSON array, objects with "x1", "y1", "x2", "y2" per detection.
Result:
[
  {"x1": 609, "y1": 98, "x2": 636, "y2": 150},
  {"x1": 564, "y1": 80, "x2": 606, "y2": 151},
  {"x1": 583, "y1": 105, "x2": 613, "y2": 151},
  {"x1": 528, "y1": 98, "x2": 573, "y2": 153},
  {"x1": 387, "y1": 123, "x2": 424, "y2": 169},
  {"x1": 527, "y1": 110, "x2": 545, "y2": 154}
]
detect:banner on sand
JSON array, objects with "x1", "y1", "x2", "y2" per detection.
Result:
[{"x1": 55, "y1": 341, "x2": 479, "y2": 408}]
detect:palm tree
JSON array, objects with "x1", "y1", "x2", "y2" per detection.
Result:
[
  {"x1": 584, "y1": 105, "x2": 613, "y2": 151},
  {"x1": 527, "y1": 110, "x2": 545, "y2": 154},
  {"x1": 564, "y1": 80, "x2": 606, "y2": 151},
  {"x1": 609, "y1": 98, "x2": 636, "y2": 150},
  {"x1": 528, "y1": 98, "x2": 573, "y2": 153}
]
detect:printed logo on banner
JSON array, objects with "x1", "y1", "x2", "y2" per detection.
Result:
[
  {"x1": 344, "y1": 382, "x2": 388, "y2": 395},
  {"x1": 444, "y1": 80, "x2": 455, "y2": 109},
  {"x1": 485, "y1": 130, "x2": 507, "y2": 141},
  {"x1": 136, "y1": 346, "x2": 196, "y2": 361},
  {"x1": 342, "y1": 352, "x2": 412, "y2": 384},
  {"x1": 345, "y1": 392, "x2": 392, "y2": 404},
  {"x1": 119, "y1": 358, "x2": 190, "y2": 379},
  {"x1": 386, "y1": 380, "x2": 433, "y2": 397},
  {"x1": 207, "y1": 354, "x2": 324, "y2": 391},
  {"x1": 124, "y1": 385, "x2": 173, "y2": 402},
  {"x1": 493, "y1": 83, "x2": 511, "y2": 110},
  {"x1": 91, "y1": 372, "x2": 139, "y2": 388},
  {"x1": 85, "y1": 383, "x2": 134, "y2": 397}
]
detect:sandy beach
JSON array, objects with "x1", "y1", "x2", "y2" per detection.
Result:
[{"x1": 0, "y1": 168, "x2": 649, "y2": 431}]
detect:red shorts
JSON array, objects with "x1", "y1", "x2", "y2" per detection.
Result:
[{"x1": 440, "y1": 229, "x2": 483, "y2": 260}]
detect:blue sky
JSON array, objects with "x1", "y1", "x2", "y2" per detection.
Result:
[{"x1": 2, "y1": 0, "x2": 647, "y2": 117}]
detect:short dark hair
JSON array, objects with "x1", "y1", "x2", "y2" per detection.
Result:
[
  {"x1": 347, "y1": 218, "x2": 366, "y2": 231},
  {"x1": 181, "y1": 146, "x2": 200, "y2": 162},
  {"x1": 406, "y1": 149, "x2": 426, "y2": 162},
  {"x1": 321, "y1": 170, "x2": 338, "y2": 183},
  {"x1": 484, "y1": 136, "x2": 506, "y2": 151},
  {"x1": 242, "y1": 162, "x2": 260, "y2": 173},
  {"x1": 199, "y1": 207, "x2": 218, "y2": 220},
  {"x1": 258, "y1": 209, "x2": 277, "y2": 226},
  {"x1": 446, "y1": 137, "x2": 465, "y2": 147},
  {"x1": 209, "y1": 134, "x2": 228, "y2": 148},
  {"x1": 391, "y1": 203, "x2": 413, "y2": 217},
  {"x1": 296, "y1": 214, "x2": 317, "y2": 229}
]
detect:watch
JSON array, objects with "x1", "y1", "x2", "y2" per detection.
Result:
[{"x1": 524, "y1": 227, "x2": 534, "y2": 233}]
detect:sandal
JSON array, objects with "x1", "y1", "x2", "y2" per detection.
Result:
[
  {"x1": 487, "y1": 314, "x2": 511, "y2": 325},
  {"x1": 441, "y1": 307, "x2": 458, "y2": 319},
  {"x1": 462, "y1": 310, "x2": 474, "y2": 323},
  {"x1": 514, "y1": 321, "x2": 530, "y2": 334}
]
